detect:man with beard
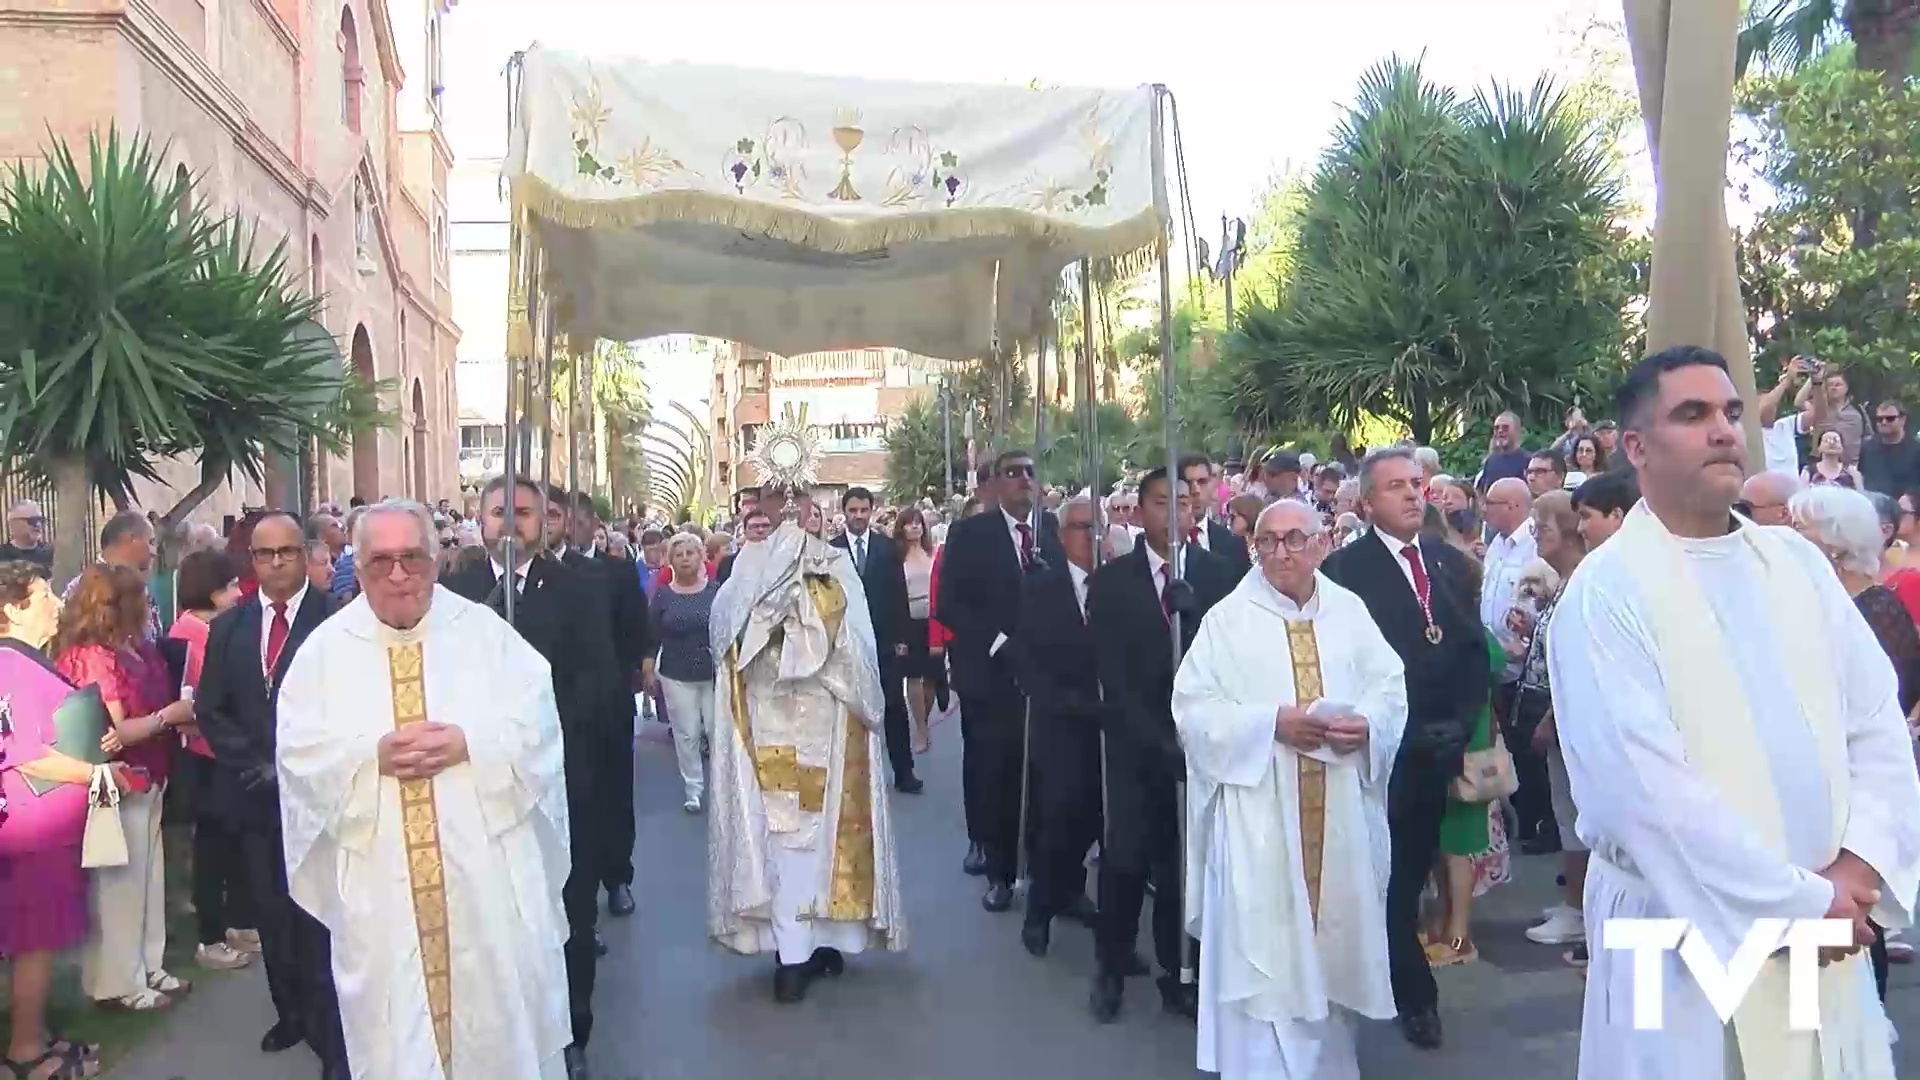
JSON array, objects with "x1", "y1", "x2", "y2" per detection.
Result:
[
  {"x1": 441, "y1": 476, "x2": 616, "y2": 1079},
  {"x1": 1552, "y1": 347, "x2": 1920, "y2": 1078}
]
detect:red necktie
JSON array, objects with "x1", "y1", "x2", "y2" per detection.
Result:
[
  {"x1": 1400, "y1": 545, "x2": 1431, "y2": 608},
  {"x1": 1158, "y1": 563, "x2": 1172, "y2": 624},
  {"x1": 1016, "y1": 522, "x2": 1033, "y2": 569},
  {"x1": 1187, "y1": 526, "x2": 1201, "y2": 546},
  {"x1": 264, "y1": 601, "x2": 290, "y2": 680}
]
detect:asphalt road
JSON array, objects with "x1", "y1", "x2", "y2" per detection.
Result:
[{"x1": 111, "y1": 707, "x2": 1920, "y2": 1079}]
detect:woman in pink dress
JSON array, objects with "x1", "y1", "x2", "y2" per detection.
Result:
[
  {"x1": 53, "y1": 565, "x2": 195, "y2": 1013},
  {"x1": 0, "y1": 562, "x2": 104, "y2": 1078}
]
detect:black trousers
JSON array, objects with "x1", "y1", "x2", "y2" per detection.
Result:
[
  {"x1": 1497, "y1": 681, "x2": 1557, "y2": 843},
  {"x1": 1385, "y1": 747, "x2": 1452, "y2": 1017},
  {"x1": 184, "y1": 754, "x2": 251, "y2": 945},
  {"x1": 961, "y1": 686, "x2": 1027, "y2": 884},
  {"x1": 1027, "y1": 719, "x2": 1101, "y2": 925},
  {"x1": 597, "y1": 704, "x2": 637, "y2": 890},
  {"x1": 241, "y1": 823, "x2": 347, "y2": 1071},
  {"x1": 564, "y1": 791, "x2": 601, "y2": 1047},
  {"x1": 1094, "y1": 828, "x2": 1184, "y2": 978},
  {"x1": 879, "y1": 657, "x2": 915, "y2": 784}
]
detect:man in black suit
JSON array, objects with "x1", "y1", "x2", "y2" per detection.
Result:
[
  {"x1": 936, "y1": 448, "x2": 1063, "y2": 908},
  {"x1": 553, "y1": 488, "x2": 650, "y2": 920},
  {"x1": 1010, "y1": 493, "x2": 1103, "y2": 959},
  {"x1": 1322, "y1": 447, "x2": 1489, "y2": 1051},
  {"x1": 1178, "y1": 451, "x2": 1250, "y2": 575},
  {"x1": 1087, "y1": 467, "x2": 1235, "y2": 1023},
  {"x1": 830, "y1": 486, "x2": 921, "y2": 794},
  {"x1": 443, "y1": 476, "x2": 617, "y2": 1080},
  {"x1": 197, "y1": 512, "x2": 348, "y2": 1080}
]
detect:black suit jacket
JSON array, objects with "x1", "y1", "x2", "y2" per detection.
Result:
[
  {"x1": 560, "y1": 547, "x2": 651, "y2": 708},
  {"x1": 442, "y1": 557, "x2": 617, "y2": 800},
  {"x1": 936, "y1": 507, "x2": 1065, "y2": 702},
  {"x1": 1011, "y1": 561, "x2": 1102, "y2": 723},
  {"x1": 197, "y1": 588, "x2": 334, "y2": 826},
  {"x1": 715, "y1": 551, "x2": 738, "y2": 586},
  {"x1": 1204, "y1": 518, "x2": 1251, "y2": 575},
  {"x1": 831, "y1": 529, "x2": 912, "y2": 658},
  {"x1": 1322, "y1": 530, "x2": 1488, "y2": 771},
  {"x1": 1087, "y1": 544, "x2": 1234, "y2": 867}
]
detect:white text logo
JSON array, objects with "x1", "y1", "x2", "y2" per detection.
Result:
[{"x1": 1603, "y1": 917, "x2": 1851, "y2": 1030}]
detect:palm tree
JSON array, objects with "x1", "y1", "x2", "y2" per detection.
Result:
[
  {"x1": 0, "y1": 128, "x2": 385, "y2": 584},
  {"x1": 1738, "y1": 0, "x2": 1920, "y2": 84}
]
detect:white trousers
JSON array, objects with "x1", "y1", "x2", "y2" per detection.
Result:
[
  {"x1": 1203, "y1": 1005, "x2": 1359, "y2": 1080},
  {"x1": 767, "y1": 839, "x2": 871, "y2": 966},
  {"x1": 83, "y1": 783, "x2": 168, "y2": 1001},
  {"x1": 660, "y1": 676, "x2": 714, "y2": 802}
]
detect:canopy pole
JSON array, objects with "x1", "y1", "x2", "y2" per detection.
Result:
[
  {"x1": 1080, "y1": 258, "x2": 1103, "y2": 566},
  {"x1": 566, "y1": 338, "x2": 582, "y2": 545},
  {"x1": 500, "y1": 249, "x2": 528, "y2": 625},
  {"x1": 1033, "y1": 331, "x2": 1047, "y2": 457},
  {"x1": 539, "y1": 304, "x2": 555, "y2": 542}
]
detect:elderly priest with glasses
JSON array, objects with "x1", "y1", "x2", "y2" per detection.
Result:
[
  {"x1": 1173, "y1": 499, "x2": 1405, "y2": 1079},
  {"x1": 275, "y1": 499, "x2": 574, "y2": 1079}
]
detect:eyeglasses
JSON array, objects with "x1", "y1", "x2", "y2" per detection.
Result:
[
  {"x1": 360, "y1": 550, "x2": 434, "y2": 578},
  {"x1": 1253, "y1": 530, "x2": 1319, "y2": 555},
  {"x1": 250, "y1": 546, "x2": 304, "y2": 564},
  {"x1": 9, "y1": 516, "x2": 44, "y2": 526},
  {"x1": 1000, "y1": 464, "x2": 1036, "y2": 478},
  {"x1": 1061, "y1": 521, "x2": 1094, "y2": 533},
  {"x1": 1878, "y1": 414, "x2": 1903, "y2": 424}
]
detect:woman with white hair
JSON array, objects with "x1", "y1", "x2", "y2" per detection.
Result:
[
  {"x1": 644, "y1": 531, "x2": 720, "y2": 812},
  {"x1": 1789, "y1": 484, "x2": 1920, "y2": 986}
]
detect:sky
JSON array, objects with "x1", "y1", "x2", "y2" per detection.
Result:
[{"x1": 439, "y1": 0, "x2": 1644, "y2": 411}]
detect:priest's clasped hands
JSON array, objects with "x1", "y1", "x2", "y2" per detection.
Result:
[
  {"x1": 1815, "y1": 849, "x2": 1883, "y2": 966},
  {"x1": 378, "y1": 722, "x2": 471, "y2": 781},
  {"x1": 1275, "y1": 703, "x2": 1369, "y2": 755}
]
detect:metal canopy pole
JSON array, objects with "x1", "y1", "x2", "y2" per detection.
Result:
[
  {"x1": 1081, "y1": 259, "x2": 1102, "y2": 562},
  {"x1": 940, "y1": 381, "x2": 955, "y2": 501},
  {"x1": 500, "y1": 251, "x2": 528, "y2": 626},
  {"x1": 539, "y1": 307, "x2": 555, "y2": 549},
  {"x1": 566, "y1": 339, "x2": 582, "y2": 547},
  {"x1": 1033, "y1": 331, "x2": 1047, "y2": 455}
]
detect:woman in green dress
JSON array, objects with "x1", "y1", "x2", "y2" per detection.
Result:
[{"x1": 1423, "y1": 628, "x2": 1510, "y2": 966}]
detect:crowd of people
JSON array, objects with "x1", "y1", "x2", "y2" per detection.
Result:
[{"x1": 1, "y1": 346, "x2": 1919, "y2": 1079}]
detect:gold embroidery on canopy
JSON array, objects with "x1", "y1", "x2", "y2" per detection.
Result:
[
  {"x1": 387, "y1": 641, "x2": 452, "y2": 1075},
  {"x1": 1286, "y1": 619, "x2": 1328, "y2": 929},
  {"x1": 827, "y1": 710, "x2": 875, "y2": 920}
]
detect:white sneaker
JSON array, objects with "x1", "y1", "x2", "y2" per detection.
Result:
[
  {"x1": 1527, "y1": 907, "x2": 1586, "y2": 945},
  {"x1": 195, "y1": 942, "x2": 252, "y2": 970},
  {"x1": 1541, "y1": 902, "x2": 1571, "y2": 922},
  {"x1": 683, "y1": 796, "x2": 702, "y2": 814}
]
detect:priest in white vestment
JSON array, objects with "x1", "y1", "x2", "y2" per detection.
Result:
[
  {"x1": 277, "y1": 500, "x2": 573, "y2": 1079},
  {"x1": 708, "y1": 486, "x2": 906, "y2": 1003},
  {"x1": 1548, "y1": 347, "x2": 1920, "y2": 1080},
  {"x1": 1173, "y1": 500, "x2": 1405, "y2": 1079}
]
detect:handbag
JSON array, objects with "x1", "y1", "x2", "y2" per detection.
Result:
[
  {"x1": 80, "y1": 765, "x2": 129, "y2": 869},
  {"x1": 1451, "y1": 731, "x2": 1520, "y2": 804}
]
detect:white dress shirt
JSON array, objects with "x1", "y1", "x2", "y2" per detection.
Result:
[
  {"x1": 259, "y1": 582, "x2": 311, "y2": 675},
  {"x1": 1068, "y1": 561, "x2": 1090, "y2": 619},
  {"x1": 1373, "y1": 528, "x2": 1426, "y2": 597},
  {"x1": 1002, "y1": 507, "x2": 1037, "y2": 562},
  {"x1": 847, "y1": 527, "x2": 870, "y2": 571},
  {"x1": 1144, "y1": 542, "x2": 1186, "y2": 599},
  {"x1": 1479, "y1": 517, "x2": 1537, "y2": 680},
  {"x1": 489, "y1": 558, "x2": 530, "y2": 594}
]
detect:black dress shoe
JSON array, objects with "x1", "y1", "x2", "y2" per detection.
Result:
[
  {"x1": 1157, "y1": 974, "x2": 1197, "y2": 1019},
  {"x1": 773, "y1": 960, "x2": 814, "y2": 1003},
  {"x1": 1021, "y1": 920, "x2": 1050, "y2": 957},
  {"x1": 981, "y1": 882, "x2": 1014, "y2": 912},
  {"x1": 1400, "y1": 1007, "x2": 1443, "y2": 1049},
  {"x1": 1089, "y1": 972, "x2": 1124, "y2": 1023},
  {"x1": 895, "y1": 775, "x2": 924, "y2": 794},
  {"x1": 607, "y1": 884, "x2": 636, "y2": 917},
  {"x1": 1062, "y1": 894, "x2": 1098, "y2": 926},
  {"x1": 564, "y1": 1042, "x2": 590, "y2": 1079},
  {"x1": 962, "y1": 843, "x2": 987, "y2": 876},
  {"x1": 259, "y1": 1021, "x2": 303, "y2": 1054},
  {"x1": 594, "y1": 929, "x2": 609, "y2": 956}
]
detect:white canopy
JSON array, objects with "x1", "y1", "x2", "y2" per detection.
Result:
[{"x1": 503, "y1": 45, "x2": 1163, "y2": 361}]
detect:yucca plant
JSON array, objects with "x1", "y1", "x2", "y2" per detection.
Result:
[
  {"x1": 1223, "y1": 57, "x2": 1636, "y2": 446},
  {"x1": 0, "y1": 127, "x2": 388, "y2": 584}
]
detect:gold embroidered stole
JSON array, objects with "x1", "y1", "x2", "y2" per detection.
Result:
[
  {"x1": 386, "y1": 642, "x2": 452, "y2": 1075},
  {"x1": 1285, "y1": 619, "x2": 1328, "y2": 928},
  {"x1": 721, "y1": 571, "x2": 875, "y2": 922}
]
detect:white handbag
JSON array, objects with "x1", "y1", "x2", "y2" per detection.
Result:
[{"x1": 80, "y1": 765, "x2": 129, "y2": 869}]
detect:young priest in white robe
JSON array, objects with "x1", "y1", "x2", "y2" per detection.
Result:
[
  {"x1": 277, "y1": 500, "x2": 574, "y2": 1080},
  {"x1": 1549, "y1": 346, "x2": 1920, "y2": 1080},
  {"x1": 1173, "y1": 499, "x2": 1406, "y2": 1080}
]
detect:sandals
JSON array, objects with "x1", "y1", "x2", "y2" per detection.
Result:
[
  {"x1": 5, "y1": 1042, "x2": 99, "y2": 1079},
  {"x1": 95, "y1": 987, "x2": 171, "y2": 1012},
  {"x1": 146, "y1": 970, "x2": 191, "y2": 995},
  {"x1": 1426, "y1": 937, "x2": 1478, "y2": 966}
]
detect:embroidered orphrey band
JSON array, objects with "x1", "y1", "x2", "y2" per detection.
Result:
[
  {"x1": 1285, "y1": 620, "x2": 1328, "y2": 927},
  {"x1": 387, "y1": 641, "x2": 452, "y2": 1074}
]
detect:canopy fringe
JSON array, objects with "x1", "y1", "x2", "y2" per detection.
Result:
[{"x1": 507, "y1": 173, "x2": 1163, "y2": 277}]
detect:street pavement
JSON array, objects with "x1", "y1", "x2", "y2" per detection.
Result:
[{"x1": 113, "y1": 707, "x2": 1920, "y2": 1079}]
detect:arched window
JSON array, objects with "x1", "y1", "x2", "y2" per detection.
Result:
[{"x1": 338, "y1": 6, "x2": 363, "y2": 134}]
